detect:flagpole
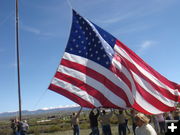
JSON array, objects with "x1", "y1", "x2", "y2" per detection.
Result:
[{"x1": 15, "y1": 0, "x2": 22, "y2": 121}]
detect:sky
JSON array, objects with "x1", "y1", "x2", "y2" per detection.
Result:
[{"x1": 0, "y1": 0, "x2": 180, "y2": 113}]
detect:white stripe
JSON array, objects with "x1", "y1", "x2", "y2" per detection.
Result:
[
  {"x1": 63, "y1": 52, "x2": 134, "y2": 105},
  {"x1": 58, "y1": 64, "x2": 127, "y2": 108},
  {"x1": 51, "y1": 77, "x2": 102, "y2": 107},
  {"x1": 114, "y1": 44, "x2": 180, "y2": 96},
  {"x1": 132, "y1": 72, "x2": 178, "y2": 106}
]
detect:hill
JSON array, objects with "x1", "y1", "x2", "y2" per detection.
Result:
[{"x1": 0, "y1": 105, "x2": 84, "y2": 119}]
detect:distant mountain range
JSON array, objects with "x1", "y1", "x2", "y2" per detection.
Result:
[{"x1": 0, "y1": 105, "x2": 84, "y2": 118}]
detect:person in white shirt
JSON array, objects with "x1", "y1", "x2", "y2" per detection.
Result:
[{"x1": 135, "y1": 113, "x2": 157, "y2": 135}]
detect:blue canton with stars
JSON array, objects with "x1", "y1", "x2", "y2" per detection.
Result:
[{"x1": 65, "y1": 10, "x2": 116, "y2": 69}]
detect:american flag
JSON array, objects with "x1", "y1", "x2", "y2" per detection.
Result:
[{"x1": 49, "y1": 10, "x2": 180, "y2": 114}]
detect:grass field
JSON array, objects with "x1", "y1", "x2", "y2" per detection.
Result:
[
  {"x1": 34, "y1": 125, "x2": 133, "y2": 135},
  {"x1": 0, "y1": 111, "x2": 135, "y2": 135}
]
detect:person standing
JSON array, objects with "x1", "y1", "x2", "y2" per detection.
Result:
[
  {"x1": 11, "y1": 119, "x2": 17, "y2": 135},
  {"x1": 99, "y1": 109, "x2": 113, "y2": 135},
  {"x1": 114, "y1": 109, "x2": 127, "y2": 135},
  {"x1": 125, "y1": 109, "x2": 137, "y2": 135},
  {"x1": 71, "y1": 107, "x2": 83, "y2": 135},
  {"x1": 89, "y1": 108, "x2": 100, "y2": 135},
  {"x1": 20, "y1": 120, "x2": 29, "y2": 135},
  {"x1": 135, "y1": 113, "x2": 157, "y2": 135},
  {"x1": 164, "y1": 111, "x2": 174, "y2": 120},
  {"x1": 16, "y1": 119, "x2": 21, "y2": 135},
  {"x1": 174, "y1": 109, "x2": 180, "y2": 120},
  {"x1": 151, "y1": 115, "x2": 160, "y2": 134},
  {"x1": 156, "y1": 113, "x2": 165, "y2": 134}
]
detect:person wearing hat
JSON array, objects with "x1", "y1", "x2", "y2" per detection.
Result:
[{"x1": 135, "y1": 113, "x2": 157, "y2": 135}]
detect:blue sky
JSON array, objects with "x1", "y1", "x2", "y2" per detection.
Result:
[{"x1": 0, "y1": 0, "x2": 180, "y2": 113}]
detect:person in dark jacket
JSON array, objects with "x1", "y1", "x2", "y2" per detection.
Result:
[
  {"x1": 10, "y1": 119, "x2": 17, "y2": 135},
  {"x1": 89, "y1": 108, "x2": 100, "y2": 135}
]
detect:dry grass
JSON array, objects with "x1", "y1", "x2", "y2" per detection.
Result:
[{"x1": 37, "y1": 125, "x2": 133, "y2": 135}]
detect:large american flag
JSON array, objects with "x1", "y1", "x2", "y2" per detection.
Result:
[{"x1": 49, "y1": 10, "x2": 180, "y2": 114}]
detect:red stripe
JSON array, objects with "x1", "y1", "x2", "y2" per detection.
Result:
[
  {"x1": 177, "y1": 85, "x2": 180, "y2": 102},
  {"x1": 116, "y1": 40, "x2": 178, "y2": 90},
  {"x1": 134, "y1": 81, "x2": 176, "y2": 112},
  {"x1": 55, "y1": 71, "x2": 120, "y2": 108},
  {"x1": 61, "y1": 59, "x2": 131, "y2": 107},
  {"x1": 48, "y1": 84, "x2": 95, "y2": 108},
  {"x1": 114, "y1": 45, "x2": 178, "y2": 102}
]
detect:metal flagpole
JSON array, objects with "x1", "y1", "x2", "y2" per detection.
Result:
[{"x1": 15, "y1": 0, "x2": 22, "y2": 121}]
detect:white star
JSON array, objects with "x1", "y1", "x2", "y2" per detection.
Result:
[
  {"x1": 76, "y1": 44, "x2": 79, "y2": 48},
  {"x1": 86, "y1": 37, "x2": 88, "y2": 40},
  {"x1": 97, "y1": 57, "x2": 100, "y2": 60},
  {"x1": 78, "y1": 36, "x2": 81, "y2": 38},
  {"x1": 75, "y1": 30, "x2": 78, "y2": 33},
  {"x1": 70, "y1": 48, "x2": 73, "y2": 51},
  {"x1": 89, "y1": 48, "x2": 92, "y2": 51},
  {"x1": 95, "y1": 51, "x2": 98, "y2": 54},
  {"x1": 90, "y1": 54, "x2": 93, "y2": 57},
  {"x1": 83, "y1": 46, "x2": 86, "y2": 50},
  {"x1": 80, "y1": 26, "x2": 82, "y2": 29},
  {"x1": 78, "y1": 50, "x2": 81, "y2": 53},
  {"x1": 81, "y1": 41, "x2": 84, "y2": 44},
  {"x1": 106, "y1": 61, "x2": 109, "y2": 65},
  {"x1": 72, "y1": 39, "x2": 76, "y2": 42},
  {"x1": 108, "y1": 53, "x2": 112, "y2": 56},
  {"x1": 76, "y1": 21, "x2": 79, "y2": 24}
]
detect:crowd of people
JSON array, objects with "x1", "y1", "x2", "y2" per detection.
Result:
[
  {"x1": 10, "y1": 119, "x2": 29, "y2": 135},
  {"x1": 10, "y1": 107, "x2": 180, "y2": 135},
  {"x1": 70, "y1": 107, "x2": 180, "y2": 135}
]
